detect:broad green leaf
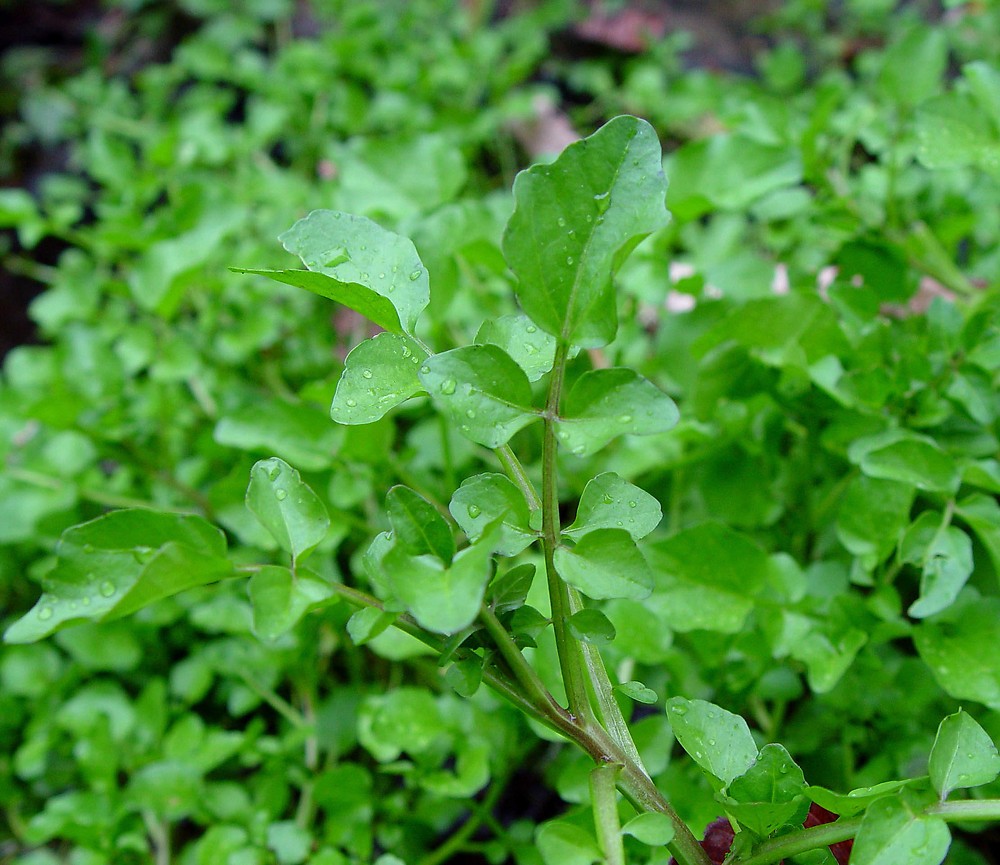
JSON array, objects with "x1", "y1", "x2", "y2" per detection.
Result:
[
  {"x1": 4, "y1": 511, "x2": 230, "y2": 644},
  {"x1": 449, "y1": 473, "x2": 536, "y2": 556},
  {"x1": 900, "y1": 514, "x2": 973, "y2": 618},
  {"x1": 564, "y1": 472, "x2": 662, "y2": 540},
  {"x1": 554, "y1": 529, "x2": 653, "y2": 601},
  {"x1": 836, "y1": 475, "x2": 915, "y2": 570},
  {"x1": 346, "y1": 606, "x2": 397, "y2": 646},
  {"x1": 851, "y1": 794, "x2": 950, "y2": 865},
  {"x1": 556, "y1": 369, "x2": 679, "y2": 457},
  {"x1": 806, "y1": 780, "x2": 923, "y2": 817},
  {"x1": 214, "y1": 398, "x2": 344, "y2": 472},
  {"x1": 279, "y1": 209, "x2": 429, "y2": 333},
  {"x1": 621, "y1": 812, "x2": 674, "y2": 846},
  {"x1": 848, "y1": 429, "x2": 960, "y2": 494},
  {"x1": 965, "y1": 61, "x2": 1000, "y2": 129},
  {"x1": 955, "y1": 494, "x2": 1000, "y2": 577},
  {"x1": 383, "y1": 523, "x2": 500, "y2": 634},
  {"x1": 879, "y1": 25, "x2": 948, "y2": 107},
  {"x1": 721, "y1": 744, "x2": 809, "y2": 838},
  {"x1": 331, "y1": 333, "x2": 428, "y2": 424},
  {"x1": 790, "y1": 625, "x2": 868, "y2": 693},
  {"x1": 536, "y1": 821, "x2": 602, "y2": 865},
  {"x1": 615, "y1": 681, "x2": 658, "y2": 705},
  {"x1": 929, "y1": 710, "x2": 1000, "y2": 800},
  {"x1": 503, "y1": 115, "x2": 670, "y2": 347},
  {"x1": 418, "y1": 345, "x2": 538, "y2": 448},
  {"x1": 646, "y1": 523, "x2": 769, "y2": 633},
  {"x1": 476, "y1": 313, "x2": 557, "y2": 382},
  {"x1": 915, "y1": 592, "x2": 1000, "y2": 710},
  {"x1": 567, "y1": 609, "x2": 616, "y2": 644},
  {"x1": 248, "y1": 565, "x2": 334, "y2": 641},
  {"x1": 665, "y1": 697, "x2": 758, "y2": 787},
  {"x1": 916, "y1": 93, "x2": 1000, "y2": 177},
  {"x1": 386, "y1": 485, "x2": 454, "y2": 564},
  {"x1": 246, "y1": 458, "x2": 330, "y2": 562},
  {"x1": 444, "y1": 656, "x2": 485, "y2": 698},
  {"x1": 488, "y1": 564, "x2": 536, "y2": 614}
]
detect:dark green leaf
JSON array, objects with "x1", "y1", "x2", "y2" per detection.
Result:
[
  {"x1": 554, "y1": 529, "x2": 653, "y2": 601},
  {"x1": 722, "y1": 744, "x2": 808, "y2": 837},
  {"x1": 488, "y1": 563, "x2": 537, "y2": 614},
  {"x1": 476, "y1": 313, "x2": 557, "y2": 382},
  {"x1": 246, "y1": 458, "x2": 330, "y2": 562},
  {"x1": 386, "y1": 485, "x2": 455, "y2": 564},
  {"x1": 331, "y1": 333, "x2": 428, "y2": 424},
  {"x1": 564, "y1": 472, "x2": 662, "y2": 540},
  {"x1": 929, "y1": 709, "x2": 1000, "y2": 799}
]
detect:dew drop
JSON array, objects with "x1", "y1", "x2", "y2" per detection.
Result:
[
  {"x1": 572, "y1": 445, "x2": 585, "y2": 455},
  {"x1": 361, "y1": 272, "x2": 370, "y2": 280},
  {"x1": 467, "y1": 504, "x2": 482, "y2": 519},
  {"x1": 671, "y1": 705, "x2": 687, "y2": 715},
  {"x1": 465, "y1": 408, "x2": 476, "y2": 419},
  {"x1": 275, "y1": 489, "x2": 288, "y2": 501},
  {"x1": 566, "y1": 256, "x2": 574, "y2": 266},
  {"x1": 378, "y1": 272, "x2": 385, "y2": 279},
  {"x1": 361, "y1": 368, "x2": 373, "y2": 379},
  {"x1": 594, "y1": 190, "x2": 611, "y2": 214},
  {"x1": 268, "y1": 465, "x2": 281, "y2": 481},
  {"x1": 401, "y1": 346, "x2": 412, "y2": 358},
  {"x1": 420, "y1": 365, "x2": 431, "y2": 374},
  {"x1": 38, "y1": 607, "x2": 53, "y2": 620},
  {"x1": 409, "y1": 269, "x2": 422, "y2": 281},
  {"x1": 345, "y1": 398, "x2": 357, "y2": 407},
  {"x1": 99, "y1": 581, "x2": 116, "y2": 598},
  {"x1": 616, "y1": 520, "x2": 624, "y2": 526},
  {"x1": 628, "y1": 500, "x2": 637, "y2": 508},
  {"x1": 557, "y1": 217, "x2": 566, "y2": 227},
  {"x1": 602, "y1": 494, "x2": 614, "y2": 505},
  {"x1": 707, "y1": 738, "x2": 716, "y2": 747},
  {"x1": 81, "y1": 596, "x2": 91, "y2": 606},
  {"x1": 525, "y1": 325, "x2": 537, "y2": 333},
  {"x1": 83, "y1": 544, "x2": 95, "y2": 555},
  {"x1": 411, "y1": 355, "x2": 420, "y2": 364},
  {"x1": 523, "y1": 342, "x2": 538, "y2": 355},
  {"x1": 619, "y1": 414, "x2": 632, "y2": 424},
  {"x1": 440, "y1": 379, "x2": 457, "y2": 395},
  {"x1": 558, "y1": 431, "x2": 569, "y2": 440}
]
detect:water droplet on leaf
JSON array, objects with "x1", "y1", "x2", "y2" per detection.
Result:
[
  {"x1": 275, "y1": 489, "x2": 288, "y2": 501},
  {"x1": 268, "y1": 465, "x2": 281, "y2": 481},
  {"x1": 345, "y1": 398, "x2": 357, "y2": 407},
  {"x1": 409, "y1": 269, "x2": 422, "y2": 281},
  {"x1": 440, "y1": 379, "x2": 456, "y2": 395},
  {"x1": 38, "y1": 607, "x2": 53, "y2": 620},
  {"x1": 619, "y1": 415, "x2": 632, "y2": 424},
  {"x1": 465, "y1": 408, "x2": 476, "y2": 419},
  {"x1": 361, "y1": 369, "x2": 373, "y2": 379},
  {"x1": 525, "y1": 325, "x2": 536, "y2": 333},
  {"x1": 628, "y1": 501, "x2": 637, "y2": 508},
  {"x1": 99, "y1": 581, "x2": 116, "y2": 598},
  {"x1": 467, "y1": 504, "x2": 482, "y2": 519}
]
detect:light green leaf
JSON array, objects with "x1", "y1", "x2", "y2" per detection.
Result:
[
  {"x1": 4, "y1": 511, "x2": 231, "y2": 644},
  {"x1": 536, "y1": 821, "x2": 602, "y2": 865},
  {"x1": 721, "y1": 744, "x2": 808, "y2": 838},
  {"x1": 790, "y1": 625, "x2": 868, "y2": 694},
  {"x1": 836, "y1": 475, "x2": 915, "y2": 570},
  {"x1": 665, "y1": 697, "x2": 758, "y2": 787},
  {"x1": 564, "y1": 472, "x2": 661, "y2": 540},
  {"x1": 848, "y1": 429, "x2": 960, "y2": 494},
  {"x1": 450, "y1": 473, "x2": 536, "y2": 556},
  {"x1": 851, "y1": 794, "x2": 950, "y2": 865},
  {"x1": 331, "y1": 333, "x2": 428, "y2": 424},
  {"x1": 554, "y1": 529, "x2": 653, "y2": 601},
  {"x1": 901, "y1": 514, "x2": 973, "y2": 618},
  {"x1": 915, "y1": 592, "x2": 1000, "y2": 710},
  {"x1": 246, "y1": 458, "x2": 330, "y2": 563},
  {"x1": 279, "y1": 209, "x2": 429, "y2": 332},
  {"x1": 346, "y1": 606, "x2": 397, "y2": 646},
  {"x1": 386, "y1": 485, "x2": 454, "y2": 564},
  {"x1": 621, "y1": 812, "x2": 674, "y2": 846},
  {"x1": 806, "y1": 780, "x2": 923, "y2": 818},
  {"x1": 488, "y1": 563, "x2": 536, "y2": 614},
  {"x1": 476, "y1": 313, "x2": 557, "y2": 382},
  {"x1": 614, "y1": 681, "x2": 658, "y2": 705},
  {"x1": 567, "y1": 609, "x2": 616, "y2": 644},
  {"x1": 647, "y1": 523, "x2": 769, "y2": 633},
  {"x1": 248, "y1": 566, "x2": 334, "y2": 641},
  {"x1": 418, "y1": 345, "x2": 539, "y2": 448},
  {"x1": 556, "y1": 369, "x2": 679, "y2": 457},
  {"x1": 503, "y1": 115, "x2": 670, "y2": 348},
  {"x1": 879, "y1": 25, "x2": 948, "y2": 107},
  {"x1": 929, "y1": 709, "x2": 1000, "y2": 800},
  {"x1": 955, "y1": 494, "x2": 1000, "y2": 577}
]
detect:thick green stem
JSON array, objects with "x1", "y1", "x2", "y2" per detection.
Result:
[
  {"x1": 738, "y1": 816, "x2": 861, "y2": 865},
  {"x1": 591, "y1": 763, "x2": 625, "y2": 865},
  {"x1": 927, "y1": 799, "x2": 1000, "y2": 821}
]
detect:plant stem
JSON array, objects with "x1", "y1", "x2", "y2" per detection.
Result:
[
  {"x1": 592, "y1": 763, "x2": 626, "y2": 865},
  {"x1": 417, "y1": 769, "x2": 509, "y2": 865},
  {"x1": 927, "y1": 799, "x2": 1000, "y2": 821},
  {"x1": 738, "y1": 816, "x2": 862, "y2": 865},
  {"x1": 496, "y1": 443, "x2": 541, "y2": 510}
]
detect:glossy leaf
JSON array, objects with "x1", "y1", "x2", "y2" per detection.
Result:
[
  {"x1": 554, "y1": 529, "x2": 653, "y2": 601},
  {"x1": 556, "y1": 369, "x2": 679, "y2": 456},
  {"x1": 488, "y1": 563, "x2": 536, "y2": 614},
  {"x1": 665, "y1": 697, "x2": 758, "y2": 786},
  {"x1": 567, "y1": 608, "x2": 616, "y2": 644},
  {"x1": 331, "y1": 333, "x2": 428, "y2": 424},
  {"x1": 536, "y1": 821, "x2": 602, "y2": 865},
  {"x1": 564, "y1": 472, "x2": 661, "y2": 540},
  {"x1": 851, "y1": 794, "x2": 950, "y2": 865},
  {"x1": 929, "y1": 709, "x2": 1000, "y2": 799},
  {"x1": 246, "y1": 458, "x2": 330, "y2": 563},
  {"x1": 476, "y1": 313, "x2": 557, "y2": 382},
  {"x1": 614, "y1": 681, "x2": 658, "y2": 705},
  {"x1": 248, "y1": 565, "x2": 335, "y2": 641},
  {"x1": 503, "y1": 115, "x2": 670, "y2": 347},
  {"x1": 848, "y1": 429, "x2": 960, "y2": 494},
  {"x1": 386, "y1": 485, "x2": 454, "y2": 564},
  {"x1": 621, "y1": 812, "x2": 674, "y2": 846},
  {"x1": 721, "y1": 744, "x2": 808, "y2": 837},
  {"x1": 900, "y1": 514, "x2": 973, "y2": 618},
  {"x1": 449, "y1": 473, "x2": 536, "y2": 556},
  {"x1": 4, "y1": 511, "x2": 231, "y2": 644},
  {"x1": 418, "y1": 345, "x2": 538, "y2": 448}
]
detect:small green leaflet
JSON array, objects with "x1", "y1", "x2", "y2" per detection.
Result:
[
  {"x1": 621, "y1": 812, "x2": 674, "y2": 846},
  {"x1": 476, "y1": 313, "x2": 557, "y2": 382},
  {"x1": 248, "y1": 565, "x2": 335, "y2": 641},
  {"x1": 556, "y1": 369, "x2": 679, "y2": 456},
  {"x1": 806, "y1": 779, "x2": 923, "y2": 818},
  {"x1": 614, "y1": 681, "x2": 658, "y2": 704},
  {"x1": 567, "y1": 608, "x2": 616, "y2": 644},
  {"x1": 665, "y1": 697, "x2": 758, "y2": 787},
  {"x1": 488, "y1": 563, "x2": 536, "y2": 614},
  {"x1": 346, "y1": 606, "x2": 397, "y2": 646},
  {"x1": 418, "y1": 344, "x2": 539, "y2": 448},
  {"x1": 720, "y1": 744, "x2": 808, "y2": 838},
  {"x1": 851, "y1": 793, "x2": 950, "y2": 865},
  {"x1": 900, "y1": 513, "x2": 973, "y2": 618},
  {"x1": 449, "y1": 473, "x2": 536, "y2": 556},
  {"x1": 246, "y1": 458, "x2": 330, "y2": 563},
  {"x1": 386, "y1": 485, "x2": 455, "y2": 565},
  {"x1": 536, "y1": 821, "x2": 602, "y2": 865},
  {"x1": 554, "y1": 529, "x2": 653, "y2": 601},
  {"x1": 563, "y1": 472, "x2": 661, "y2": 540},
  {"x1": 331, "y1": 333, "x2": 428, "y2": 424},
  {"x1": 928, "y1": 709, "x2": 1000, "y2": 800},
  {"x1": 503, "y1": 115, "x2": 671, "y2": 348},
  {"x1": 4, "y1": 510, "x2": 231, "y2": 644},
  {"x1": 848, "y1": 429, "x2": 960, "y2": 494}
]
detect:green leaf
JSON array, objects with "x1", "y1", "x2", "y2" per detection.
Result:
[
  {"x1": 879, "y1": 25, "x2": 948, "y2": 107},
  {"x1": 418, "y1": 345, "x2": 538, "y2": 448},
  {"x1": 900, "y1": 514, "x2": 973, "y2": 618},
  {"x1": 556, "y1": 369, "x2": 679, "y2": 456},
  {"x1": 621, "y1": 812, "x2": 674, "y2": 846},
  {"x1": 929, "y1": 709, "x2": 1000, "y2": 800},
  {"x1": 4, "y1": 511, "x2": 231, "y2": 644},
  {"x1": 722, "y1": 744, "x2": 808, "y2": 837},
  {"x1": 449, "y1": 473, "x2": 536, "y2": 556},
  {"x1": 836, "y1": 476, "x2": 915, "y2": 570},
  {"x1": 248, "y1": 566, "x2": 334, "y2": 641},
  {"x1": 279, "y1": 209, "x2": 429, "y2": 333},
  {"x1": 386, "y1": 485, "x2": 455, "y2": 564},
  {"x1": 915, "y1": 592, "x2": 1000, "y2": 710},
  {"x1": 554, "y1": 529, "x2": 653, "y2": 601},
  {"x1": 383, "y1": 523, "x2": 500, "y2": 634},
  {"x1": 564, "y1": 472, "x2": 662, "y2": 540},
  {"x1": 647, "y1": 523, "x2": 769, "y2": 633},
  {"x1": 806, "y1": 780, "x2": 923, "y2": 818},
  {"x1": 955, "y1": 494, "x2": 1000, "y2": 577},
  {"x1": 614, "y1": 681, "x2": 658, "y2": 705},
  {"x1": 246, "y1": 458, "x2": 330, "y2": 563},
  {"x1": 346, "y1": 606, "x2": 397, "y2": 646},
  {"x1": 665, "y1": 697, "x2": 758, "y2": 786},
  {"x1": 331, "y1": 333, "x2": 428, "y2": 424},
  {"x1": 567, "y1": 608, "x2": 616, "y2": 644},
  {"x1": 851, "y1": 794, "x2": 950, "y2": 865},
  {"x1": 503, "y1": 115, "x2": 670, "y2": 348},
  {"x1": 488, "y1": 563, "x2": 536, "y2": 614},
  {"x1": 476, "y1": 313, "x2": 557, "y2": 382},
  {"x1": 848, "y1": 430, "x2": 960, "y2": 494},
  {"x1": 536, "y1": 821, "x2": 602, "y2": 865}
]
